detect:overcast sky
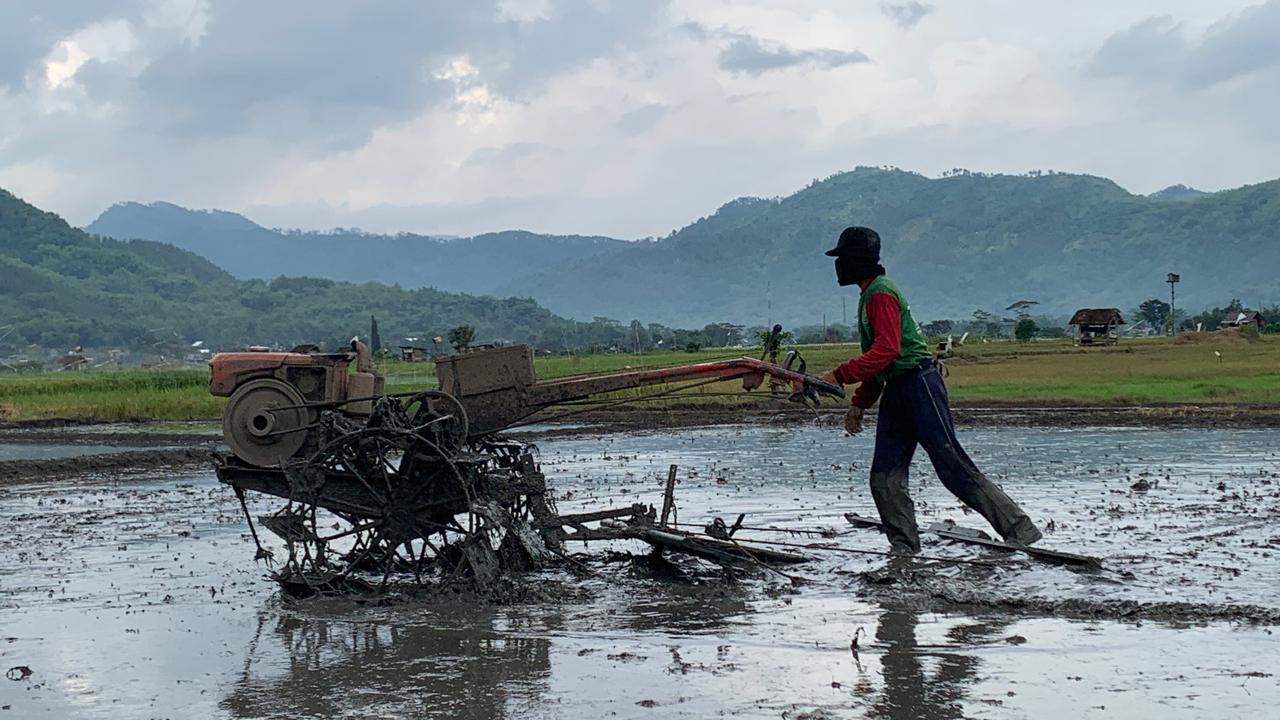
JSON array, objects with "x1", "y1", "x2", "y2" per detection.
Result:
[{"x1": 2, "y1": 0, "x2": 1277, "y2": 238}]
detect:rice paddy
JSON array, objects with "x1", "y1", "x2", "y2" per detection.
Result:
[{"x1": 2, "y1": 334, "x2": 1276, "y2": 422}]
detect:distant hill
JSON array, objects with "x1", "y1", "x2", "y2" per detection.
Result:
[
  {"x1": 86, "y1": 169, "x2": 1280, "y2": 328},
  {"x1": 87, "y1": 202, "x2": 627, "y2": 296},
  {"x1": 0, "y1": 190, "x2": 623, "y2": 352},
  {"x1": 1148, "y1": 184, "x2": 1210, "y2": 202},
  {"x1": 496, "y1": 169, "x2": 1280, "y2": 325}
]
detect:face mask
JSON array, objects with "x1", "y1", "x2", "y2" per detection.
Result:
[{"x1": 835, "y1": 256, "x2": 879, "y2": 286}]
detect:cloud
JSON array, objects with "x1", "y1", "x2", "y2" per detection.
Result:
[
  {"x1": 1089, "y1": 1, "x2": 1280, "y2": 88},
  {"x1": 617, "y1": 103, "x2": 668, "y2": 136},
  {"x1": 2, "y1": 1, "x2": 669, "y2": 150},
  {"x1": 480, "y1": 0, "x2": 670, "y2": 98},
  {"x1": 497, "y1": 0, "x2": 553, "y2": 24},
  {"x1": 1088, "y1": 16, "x2": 1188, "y2": 81},
  {"x1": 880, "y1": 2, "x2": 934, "y2": 29},
  {"x1": 0, "y1": 0, "x2": 671, "y2": 222},
  {"x1": 0, "y1": 3, "x2": 134, "y2": 89},
  {"x1": 718, "y1": 33, "x2": 870, "y2": 75},
  {"x1": 2, "y1": 0, "x2": 1279, "y2": 243},
  {"x1": 464, "y1": 141, "x2": 550, "y2": 166},
  {"x1": 130, "y1": 3, "x2": 481, "y2": 148}
]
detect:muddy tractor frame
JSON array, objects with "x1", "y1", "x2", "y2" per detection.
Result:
[{"x1": 209, "y1": 341, "x2": 842, "y2": 595}]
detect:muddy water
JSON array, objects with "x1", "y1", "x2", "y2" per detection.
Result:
[{"x1": 1, "y1": 426, "x2": 1277, "y2": 719}]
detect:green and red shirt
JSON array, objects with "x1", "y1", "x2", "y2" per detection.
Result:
[{"x1": 832, "y1": 275, "x2": 932, "y2": 408}]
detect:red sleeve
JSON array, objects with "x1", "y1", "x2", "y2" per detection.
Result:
[
  {"x1": 832, "y1": 293, "x2": 901, "y2": 387},
  {"x1": 850, "y1": 378, "x2": 883, "y2": 409}
]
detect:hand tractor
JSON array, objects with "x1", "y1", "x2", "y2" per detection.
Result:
[{"x1": 209, "y1": 339, "x2": 842, "y2": 596}]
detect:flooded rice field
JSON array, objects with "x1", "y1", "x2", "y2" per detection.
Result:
[{"x1": 1, "y1": 425, "x2": 1277, "y2": 719}]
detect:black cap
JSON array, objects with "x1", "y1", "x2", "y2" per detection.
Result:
[{"x1": 825, "y1": 226, "x2": 881, "y2": 259}]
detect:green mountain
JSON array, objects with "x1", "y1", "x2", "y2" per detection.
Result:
[
  {"x1": 88, "y1": 169, "x2": 1280, "y2": 328},
  {"x1": 0, "y1": 189, "x2": 618, "y2": 352},
  {"x1": 496, "y1": 168, "x2": 1280, "y2": 325},
  {"x1": 1148, "y1": 184, "x2": 1210, "y2": 202},
  {"x1": 87, "y1": 202, "x2": 627, "y2": 296}
]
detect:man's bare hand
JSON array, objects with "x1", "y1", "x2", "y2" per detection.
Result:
[
  {"x1": 844, "y1": 406, "x2": 865, "y2": 435},
  {"x1": 818, "y1": 370, "x2": 840, "y2": 387}
]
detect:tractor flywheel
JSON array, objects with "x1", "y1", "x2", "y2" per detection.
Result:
[{"x1": 223, "y1": 378, "x2": 312, "y2": 466}]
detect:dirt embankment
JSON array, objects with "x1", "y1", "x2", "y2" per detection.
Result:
[
  {"x1": 859, "y1": 576, "x2": 1280, "y2": 625},
  {"x1": 0, "y1": 446, "x2": 217, "y2": 485},
  {"x1": 2, "y1": 401, "x2": 1278, "y2": 482},
  {"x1": 0, "y1": 417, "x2": 218, "y2": 447},
  {"x1": 950, "y1": 402, "x2": 1280, "y2": 429},
  {"x1": 512, "y1": 402, "x2": 1280, "y2": 439}
]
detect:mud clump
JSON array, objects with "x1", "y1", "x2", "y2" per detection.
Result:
[{"x1": 1174, "y1": 327, "x2": 1260, "y2": 345}]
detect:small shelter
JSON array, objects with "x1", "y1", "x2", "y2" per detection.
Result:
[
  {"x1": 399, "y1": 345, "x2": 430, "y2": 362},
  {"x1": 56, "y1": 353, "x2": 88, "y2": 370},
  {"x1": 1069, "y1": 308, "x2": 1124, "y2": 345},
  {"x1": 1219, "y1": 310, "x2": 1265, "y2": 331}
]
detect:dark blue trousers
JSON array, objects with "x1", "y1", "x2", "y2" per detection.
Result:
[{"x1": 869, "y1": 363, "x2": 1040, "y2": 552}]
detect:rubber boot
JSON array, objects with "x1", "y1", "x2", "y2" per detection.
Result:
[
  {"x1": 953, "y1": 477, "x2": 1042, "y2": 546},
  {"x1": 869, "y1": 470, "x2": 921, "y2": 553}
]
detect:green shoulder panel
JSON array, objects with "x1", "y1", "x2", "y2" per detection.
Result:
[{"x1": 856, "y1": 275, "x2": 932, "y2": 383}]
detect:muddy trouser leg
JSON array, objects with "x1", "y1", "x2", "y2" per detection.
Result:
[
  {"x1": 908, "y1": 367, "x2": 1043, "y2": 545},
  {"x1": 869, "y1": 382, "x2": 921, "y2": 553}
]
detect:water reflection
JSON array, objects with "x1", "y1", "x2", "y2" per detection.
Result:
[
  {"x1": 617, "y1": 577, "x2": 752, "y2": 634},
  {"x1": 221, "y1": 606, "x2": 551, "y2": 719},
  {"x1": 217, "y1": 562, "x2": 756, "y2": 719},
  {"x1": 867, "y1": 610, "x2": 1008, "y2": 719}
]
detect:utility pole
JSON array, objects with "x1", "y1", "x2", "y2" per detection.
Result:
[
  {"x1": 1166, "y1": 273, "x2": 1180, "y2": 336},
  {"x1": 842, "y1": 296, "x2": 847, "y2": 326}
]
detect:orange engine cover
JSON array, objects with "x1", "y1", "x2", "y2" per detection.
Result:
[{"x1": 208, "y1": 352, "x2": 351, "y2": 402}]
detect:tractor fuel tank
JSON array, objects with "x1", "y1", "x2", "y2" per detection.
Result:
[
  {"x1": 434, "y1": 345, "x2": 536, "y2": 436},
  {"x1": 434, "y1": 345, "x2": 534, "y2": 397}
]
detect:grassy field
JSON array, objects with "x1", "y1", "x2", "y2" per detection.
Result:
[
  {"x1": 0, "y1": 369, "x2": 220, "y2": 422},
  {"x1": 2, "y1": 333, "x2": 1278, "y2": 422},
  {"x1": 942, "y1": 336, "x2": 1280, "y2": 404}
]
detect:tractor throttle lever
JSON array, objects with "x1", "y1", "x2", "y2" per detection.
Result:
[
  {"x1": 782, "y1": 349, "x2": 803, "y2": 374},
  {"x1": 779, "y1": 348, "x2": 837, "y2": 407},
  {"x1": 759, "y1": 329, "x2": 840, "y2": 406}
]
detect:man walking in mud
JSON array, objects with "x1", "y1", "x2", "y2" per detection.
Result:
[{"x1": 818, "y1": 226, "x2": 1042, "y2": 554}]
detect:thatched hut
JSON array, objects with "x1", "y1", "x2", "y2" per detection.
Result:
[
  {"x1": 398, "y1": 346, "x2": 430, "y2": 362},
  {"x1": 1219, "y1": 310, "x2": 1265, "y2": 331},
  {"x1": 1069, "y1": 308, "x2": 1124, "y2": 345}
]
